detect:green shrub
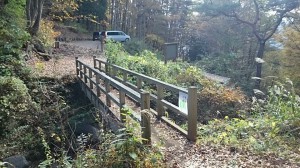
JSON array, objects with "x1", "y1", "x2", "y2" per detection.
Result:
[
  {"x1": 198, "y1": 80, "x2": 300, "y2": 161},
  {"x1": 176, "y1": 66, "x2": 204, "y2": 87},
  {"x1": 252, "y1": 80, "x2": 300, "y2": 135},
  {"x1": 38, "y1": 109, "x2": 165, "y2": 168},
  {"x1": 0, "y1": 0, "x2": 30, "y2": 78},
  {"x1": 123, "y1": 39, "x2": 151, "y2": 55},
  {"x1": 0, "y1": 77, "x2": 31, "y2": 134},
  {"x1": 195, "y1": 52, "x2": 238, "y2": 75},
  {"x1": 0, "y1": 125, "x2": 41, "y2": 159},
  {"x1": 195, "y1": 52, "x2": 256, "y2": 94},
  {"x1": 145, "y1": 34, "x2": 165, "y2": 51},
  {"x1": 199, "y1": 83, "x2": 246, "y2": 121},
  {"x1": 37, "y1": 19, "x2": 61, "y2": 48}
]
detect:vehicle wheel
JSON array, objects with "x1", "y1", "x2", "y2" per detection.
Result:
[{"x1": 125, "y1": 38, "x2": 129, "y2": 42}]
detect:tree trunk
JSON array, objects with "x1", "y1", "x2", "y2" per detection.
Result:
[
  {"x1": 255, "y1": 40, "x2": 266, "y2": 88},
  {"x1": 121, "y1": 0, "x2": 129, "y2": 31},
  {"x1": 111, "y1": 0, "x2": 115, "y2": 29},
  {"x1": 26, "y1": 0, "x2": 44, "y2": 36},
  {"x1": 25, "y1": 0, "x2": 31, "y2": 27},
  {"x1": 30, "y1": 0, "x2": 44, "y2": 36}
]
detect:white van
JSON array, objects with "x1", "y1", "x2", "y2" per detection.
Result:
[{"x1": 101, "y1": 31, "x2": 130, "y2": 42}]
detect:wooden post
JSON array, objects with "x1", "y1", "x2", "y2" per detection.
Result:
[
  {"x1": 119, "y1": 90, "x2": 126, "y2": 122},
  {"x1": 156, "y1": 84, "x2": 164, "y2": 118},
  {"x1": 96, "y1": 74, "x2": 101, "y2": 97},
  {"x1": 123, "y1": 72, "x2": 127, "y2": 83},
  {"x1": 111, "y1": 66, "x2": 116, "y2": 77},
  {"x1": 84, "y1": 66, "x2": 87, "y2": 83},
  {"x1": 105, "y1": 63, "x2": 109, "y2": 75},
  {"x1": 99, "y1": 61, "x2": 101, "y2": 71},
  {"x1": 100, "y1": 35, "x2": 104, "y2": 53},
  {"x1": 137, "y1": 77, "x2": 142, "y2": 90},
  {"x1": 54, "y1": 41, "x2": 59, "y2": 48},
  {"x1": 79, "y1": 62, "x2": 83, "y2": 79},
  {"x1": 93, "y1": 56, "x2": 96, "y2": 68},
  {"x1": 75, "y1": 57, "x2": 79, "y2": 76},
  {"x1": 141, "y1": 110, "x2": 151, "y2": 144},
  {"x1": 187, "y1": 86, "x2": 197, "y2": 141},
  {"x1": 89, "y1": 68, "x2": 93, "y2": 89},
  {"x1": 141, "y1": 92, "x2": 150, "y2": 110},
  {"x1": 105, "y1": 79, "x2": 111, "y2": 107}
]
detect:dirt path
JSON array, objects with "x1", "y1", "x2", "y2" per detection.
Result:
[
  {"x1": 66, "y1": 40, "x2": 102, "y2": 50},
  {"x1": 26, "y1": 41, "x2": 299, "y2": 168}
]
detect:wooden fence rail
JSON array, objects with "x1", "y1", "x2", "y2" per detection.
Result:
[
  {"x1": 76, "y1": 57, "x2": 153, "y2": 143},
  {"x1": 93, "y1": 57, "x2": 198, "y2": 141}
]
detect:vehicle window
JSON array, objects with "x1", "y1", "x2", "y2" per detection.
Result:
[{"x1": 107, "y1": 32, "x2": 119, "y2": 35}]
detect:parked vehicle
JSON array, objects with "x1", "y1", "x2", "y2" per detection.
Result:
[
  {"x1": 92, "y1": 32, "x2": 101, "y2": 41},
  {"x1": 101, "y1": 31, "x2": 130, "y2": 42}
]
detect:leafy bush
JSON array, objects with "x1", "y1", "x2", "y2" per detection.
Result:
[
  {"x1": 199, "y1": 84, "x2": 246, "y2": 121},
  {"x1": 37, "y1": 19, "x2": 61, "y2": 48},
  {"x1": 0, "y1": 0, "x2": 30, "y2": 78},
  {"x1": 195, "y1": 52, "x2": 238, "y2": 75},
  {"x1": 195, "y1": 52, "x2": 256, "y2": 94},
  {"x1": 0, "y1": 125, "x2": 41, "y2": 159},
  {"x1": 38, "y1": 108, "x2": 165, "y2": 168},
  {"x1": 176, "y1": 66, "x2": 204, "y2": 87},
  {"x1": 198, "y1": 80, "x2": 300, "y2": 161},
  {"x1": 145, "y1": 34, "x2": 165, "y2": 51},
  {"x1": 252, "y1": 80, "x2": 300, "y2": 134},
  {"x1": 0, "y1": 77, "x2": 31, "y2": 134},
  {"x1": 123, "y1": 39, "x2": 152, "y2": 55}
]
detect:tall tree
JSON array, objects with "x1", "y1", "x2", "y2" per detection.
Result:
[
  {"x1": 277, "y1": 25, "x2": 300, "y2": 94},
  {"x1": 199, "y1": 0, "x2": 299, "y2": 88},
  {"x1": 77, "y1": 0, "x2": 107, "y2": 31},
  {"x1": 26, "y1": 0, "x2": 45, "y2": 35}
]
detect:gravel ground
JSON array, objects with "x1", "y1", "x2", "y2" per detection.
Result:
[{"x1": 26, "y1": 41, "x2": 300, "y2": 168}]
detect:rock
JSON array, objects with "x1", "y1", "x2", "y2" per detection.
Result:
[
  {"x1": 3, "y1": 155, "x2": 29, "y2": 168},
  {"x1": 32, "y1": 38, "x2": 46, "y2": 53},
  {"x1": 72, "y1": 122, "x2": 102, "y2": 147}
]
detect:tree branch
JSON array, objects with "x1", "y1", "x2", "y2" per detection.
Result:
[{"x1": 265, "y1": 8, "x2": 295, "y2": 41}]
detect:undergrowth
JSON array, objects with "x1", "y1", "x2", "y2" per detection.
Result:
[
  {"x1": 197, "y1": 80, "x2": 300, "y2": 162},
  {"x1": 38, "y1": 108, "x2": 165, "y2": 168}
]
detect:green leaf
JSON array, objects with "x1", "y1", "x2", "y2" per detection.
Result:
[{"x1": 129, "y1": 152, "x2": 138, "y2": 160}]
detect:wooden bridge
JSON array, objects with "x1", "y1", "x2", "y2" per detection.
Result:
[{"x1": 75, "y1": 56, "x2": 198, "y2": 142}]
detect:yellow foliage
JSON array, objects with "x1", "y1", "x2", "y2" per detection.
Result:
[
  {"x1": 176, "y1": 66, "x2": 203, "y2": 85},
  {"x1": 199, "y1": 84, "x2": 246, "y2": 118},
  {"x1": 37, "y1": 20, "x2": 61, "y2": 47},
  {"x1": 35, "y1": 61, "x2": 45, "y2": 72},
  {"x1": 275, "y1": 26, "x2": 300, "y2": 94}
]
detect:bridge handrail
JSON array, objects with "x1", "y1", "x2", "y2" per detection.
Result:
[
  {"x1": 76, "y1": 57, "x2": 197, "y2": 141},
  {"x1": 92, "y1": 57, "x2": 197, "y2": 141},
  {"x1": 93, "y1": 58, "x2": 188, "y2": 94}
]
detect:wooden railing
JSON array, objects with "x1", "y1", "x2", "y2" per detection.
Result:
[
  {"x1": 76, "y1": 57, "x2": 153, "y2": 142},
  {"x1": 92, "y1": 57, "x2": 198, "y2": 141}
]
